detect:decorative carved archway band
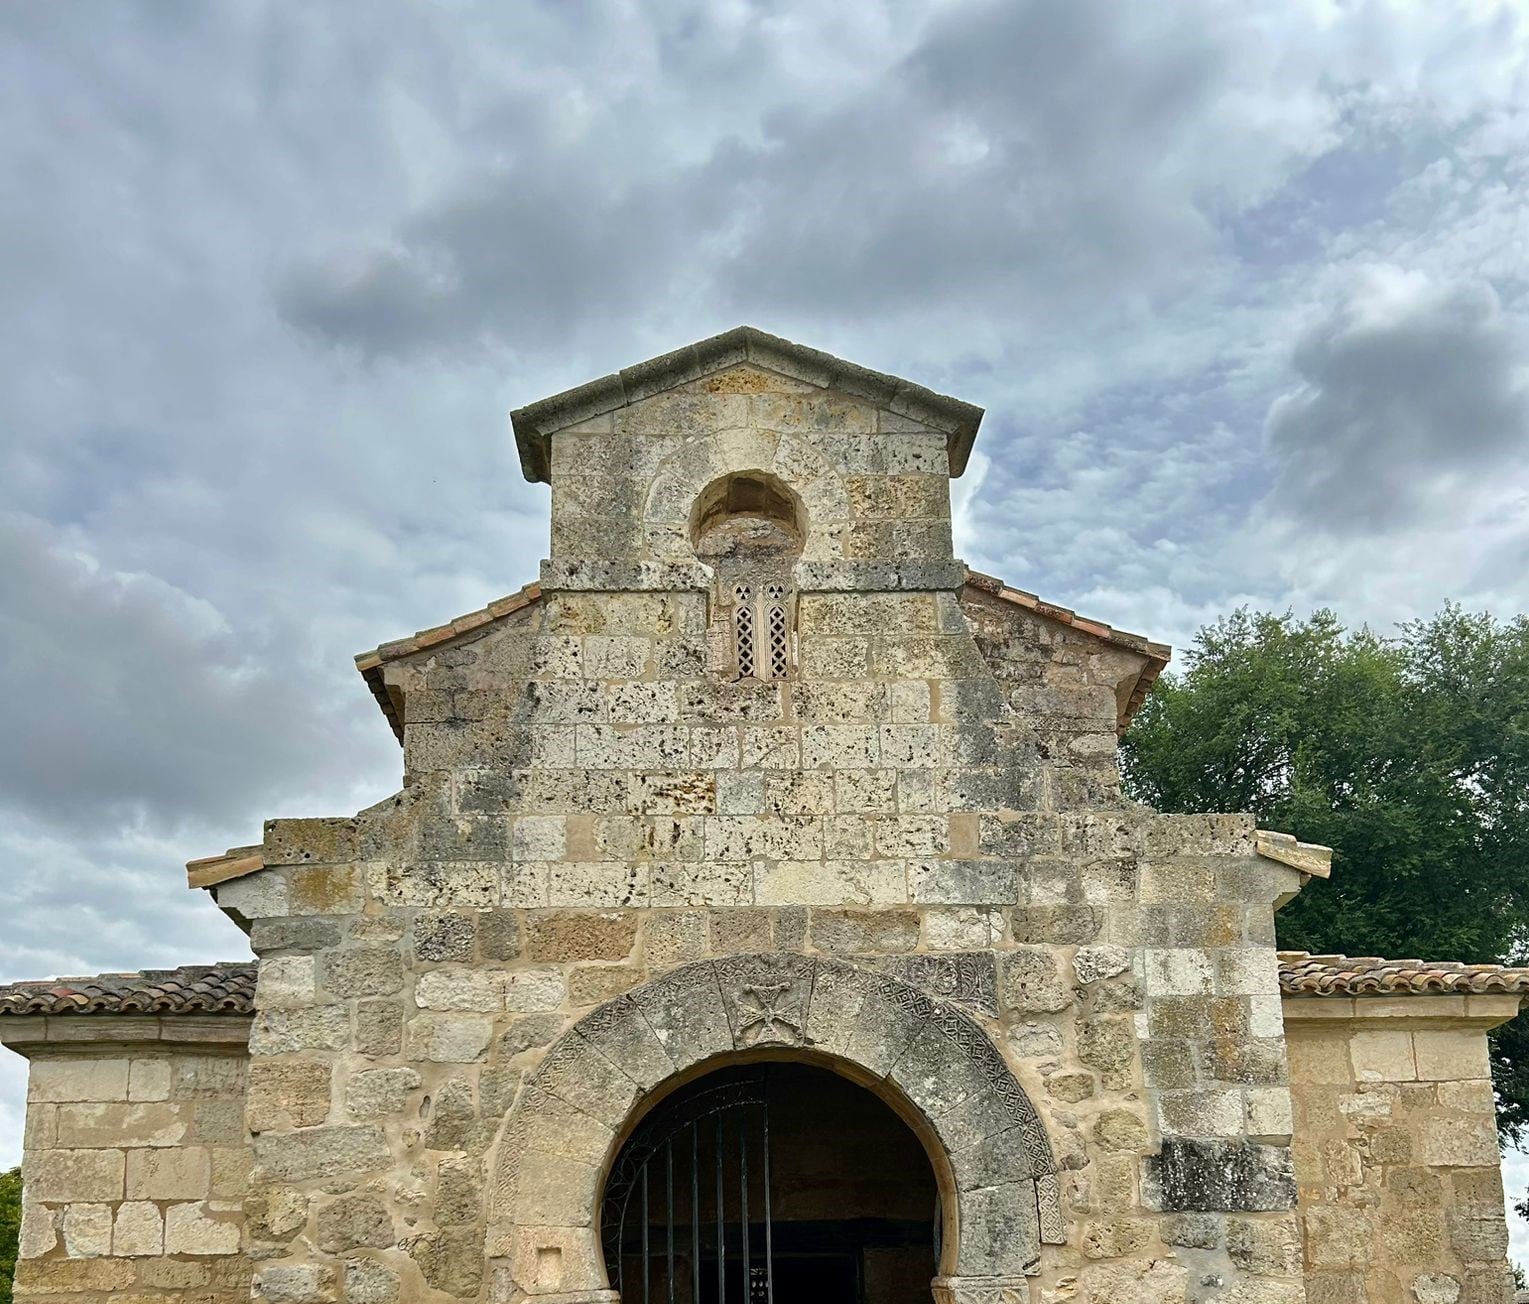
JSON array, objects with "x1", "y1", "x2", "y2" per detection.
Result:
[{"x1": 488, "y1": 953, "x2": 1064, "y2": 1304}]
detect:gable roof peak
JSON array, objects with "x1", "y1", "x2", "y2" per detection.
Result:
[{"x1": 509, "y1": 325, "x2": 984, "y2": 483}]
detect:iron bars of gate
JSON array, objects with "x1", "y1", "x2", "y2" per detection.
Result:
[{"x1": 601, "y1": 1069, "x2": 774, "y2": 1304}]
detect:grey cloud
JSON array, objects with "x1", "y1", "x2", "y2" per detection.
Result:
[
  {"x1": 275, "y1": 0, "x2": 1324, "y2": 359},
  {"x1": 0, "y1": 514, "x2": 361, "y2": 831},
  {"x1": 1265, "y1": 268, "x2": 1529, "y2": 531}
]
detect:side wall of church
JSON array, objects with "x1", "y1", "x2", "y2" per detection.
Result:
[
  {"x1": 1284, "y1": 1000, "x2": 1517, "y2": 1304},
  {"x1": 9, "y1": 1028, "x2": 252, "y2": 1304},
  {"x1": 214, "y1": 367, "x2": 1313, "y2": 1304}
]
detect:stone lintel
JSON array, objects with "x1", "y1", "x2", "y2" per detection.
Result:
[
  {"x1": 539, "y1": 559, "x2": 714, "y2": 593},
  {"x1": 538, "y1": 557, "x2": 971, "y2": 595},
  {"x1": 0, "y1": 1013, "x2": 252, "y2": 1055},
  {"x1": 793, "y1": 559, "x2": 969, "y2": 592},
  {"x1": 1279, "y1": 992, "x2": 1522, "y2": 1031}
]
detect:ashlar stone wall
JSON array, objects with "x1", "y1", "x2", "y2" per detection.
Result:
[
  {"x1": 211, "y1": 361, "x2": 1313, "y2": 1304},
  {"x1": 6, "y1": 1020, "x2": 251, "y2": 1304},
  {"x1": 1286, "y1": 997, "x2": 1519, "y2": 1304}
]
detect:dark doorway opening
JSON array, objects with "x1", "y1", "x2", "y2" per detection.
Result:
[{"x1": 602, "y1": 1063, "x2": 939, "y2": 1304}]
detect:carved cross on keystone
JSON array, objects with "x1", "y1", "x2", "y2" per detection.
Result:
[{"x1": 736, "y1": 981, "x2": 802, "y2": 1046}]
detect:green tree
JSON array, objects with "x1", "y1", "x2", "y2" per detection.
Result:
[
  {"x1": 0, "y1": 1166, "x2": 20, "y2": 1304},
  {"x1": 1121, "y1": 605, "x2": 1529, "y2": 1141}
]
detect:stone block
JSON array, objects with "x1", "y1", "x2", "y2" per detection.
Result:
[
  {"x1": 247, "y1": 1061, "x2": 331, "y2": 1131},
  {"x1": 414, "y1": 911, "x2": 476, "y2": 962},
  {"x1": 755, "y1": 859, "x2": 905, "y2": 906},
  {"x1": 809, "y1": 909, "x2": 920, "y2": 953},
  {"x1": 316, "y1": 1192, "x2": 395, "y2": 1251},
  {"x1": 250, "y1": 1004, "x2": 350, "y2": 1055},
  {"x1": 127, "y1": 1058, "x2": 172, "y2": 1102},
  {"x1": 405, "y1": 1014, "x2": 495, "y2": 1063},
  {"x1": 18, "y1": 1203, "x2": 57, "y2": 1259},
  {"x1": 28, "y1": 1058, "x2": 129, "y2": 1103},
  {"x1": 111, "y1": 1201, "x2": 163, "y2": 1256},
  {"x1": 325, "y1": 944, "x2": 404, "y2": 997},
  {"x1": 126, "y1": 1145, "x2": 211, "y2": 1199},
  {"x1": 62, "y1": 1201, "x2": 113, "y2": 1257},
  {"x1": 998, "y1": 948, "x2": 1070, "y2": 1013},
  {"x1": 1074, "y1": 945, "x2": 1130, "y2": 985},
  {"x1": 163, "y1": 1200, "x2": 242, "y2": 1255},
  {"x1": 26, "y1": 1148, "x2": 124, "y2": 1202},
  {"x1": 1350, "y1": 1029, "x2": 1417, "y2": 1082},
  {"x1": 346, "y1": 1066, "x2": 423, "y2": 1119},
  {"x1": 355, "y1": 999, "x2": 404, "y2": 1056},
  {"x1": 1145, "y1": 1138, "x2": 1296, "y2": 1213},
  {"x1": 527, "y1": 910, "x2": 640, "y2": 961},
  {"x1": 256, "y1": 1262, "x2": 336, "y2": 1303},
  {"x1": 344, "y1": 1257, "x2": 401, "y2": 1304},
  {"x1": 1420, "y1": 1117, "x2": 1499, "y2": 1168},
  {"x1": 253, "y1": 1124, "x2": 391, "y2": 1183},
  {"x1": 415, "y1": 969, "x2": 504, "y2": 1011},
  {"x1": 1413, "y1": 1029, "x2": 1491, "y2": 1082}
]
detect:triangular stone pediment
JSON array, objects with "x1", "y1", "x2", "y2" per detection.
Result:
[{"x1": 509, "y1": 325, "x2": 984, "y2": 482}]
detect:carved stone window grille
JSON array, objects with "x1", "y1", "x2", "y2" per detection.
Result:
[{"x1": 730, "y1": 581, "x2": 794, "y2": 682}]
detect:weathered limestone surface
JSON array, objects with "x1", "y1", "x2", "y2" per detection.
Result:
[
  {"x1": 214, "y1": 357, "x2": 1310, "y2": 1304},
  {"x1": 1286, "y1": 996, "x2": 1519, "y2": 1304},
  {"x1": 7, "y1": 1020, "x2": 251, "y2": 1304}
]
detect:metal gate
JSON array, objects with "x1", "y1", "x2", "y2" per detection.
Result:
[{"x1": 601, "y1": 1068, "x2": 774, "y2": 1304}]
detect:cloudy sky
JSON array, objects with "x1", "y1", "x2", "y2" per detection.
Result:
[{"x1": 3, "y1": 0, "x2": 1528, "y2": 1253}]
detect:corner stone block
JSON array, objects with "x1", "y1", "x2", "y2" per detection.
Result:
[
  {"x1": 214, "y1": 868, "x2": 290, "y2": 919},
  {"x1": 26, "y1": 1148, "x2": 124, "y2": 1202},
  {"x1": 28, "y1": 1059, "x2": 130, "y2": 1103}
]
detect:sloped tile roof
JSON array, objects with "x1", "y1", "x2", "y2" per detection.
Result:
[
  {"x1": 1278, "y1": 951, "x2": 1529, "y2": 997},
  {"x1": 0, "y1": 963, "x2": 256, "y2": 1016},
  {"x1": 352, "y1": 572, "x2": 1171, "y2": 743}
]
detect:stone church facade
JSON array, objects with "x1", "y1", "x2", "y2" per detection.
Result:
[{"x1": 3, "y1": 329, "x2": 1524, "y2": 1304}]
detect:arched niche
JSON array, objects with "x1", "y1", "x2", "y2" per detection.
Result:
[
  {"x1": 486, "y1": 954, "x2": 1065, "y2": 1304},
  {"x1": 642, "y1": 430, "x2": 851, "y2": 564}
]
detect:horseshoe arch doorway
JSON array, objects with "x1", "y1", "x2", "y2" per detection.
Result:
[{"x1": 601, "y1": 1062, "x2": 941, "y2": 1304}]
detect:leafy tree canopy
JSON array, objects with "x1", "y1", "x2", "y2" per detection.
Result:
[
  {"x1": 1121, "y1": 605, "x2": 1529, "y2": 1140},
  {"x1": 0, "y1": 1166, "x2": 20, "y2": 1304}
]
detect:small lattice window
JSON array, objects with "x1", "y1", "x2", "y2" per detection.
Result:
[{"x1": 727, "y1": 580, "x2": 794, "y2": 682}]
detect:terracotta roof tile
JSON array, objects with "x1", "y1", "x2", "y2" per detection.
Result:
[
  {"x1": 1277, "y1": 951, "x2": 1529, "y2": 998},
  {"x1": 0, "y1": 963, "x2": 256, "y2": 1016}
]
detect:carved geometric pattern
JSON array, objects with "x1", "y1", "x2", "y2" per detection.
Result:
[
  {"x1": 869, "y1": 953, "x2": 999, "y2": 1016},
  {"x1": 1035, "y1": 1173, "x2": 1067, "y2": 1245},
  {"x1": 767, "y1": 601, "x2": 788, "y2": 679},
  {"x1": 733, "y1": 585, "x2": 755, "y2": 679}
]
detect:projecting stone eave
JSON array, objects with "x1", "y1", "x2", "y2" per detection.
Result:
[{"x1": 508, "y1": 325, "x2": 986, "y2": 483}]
